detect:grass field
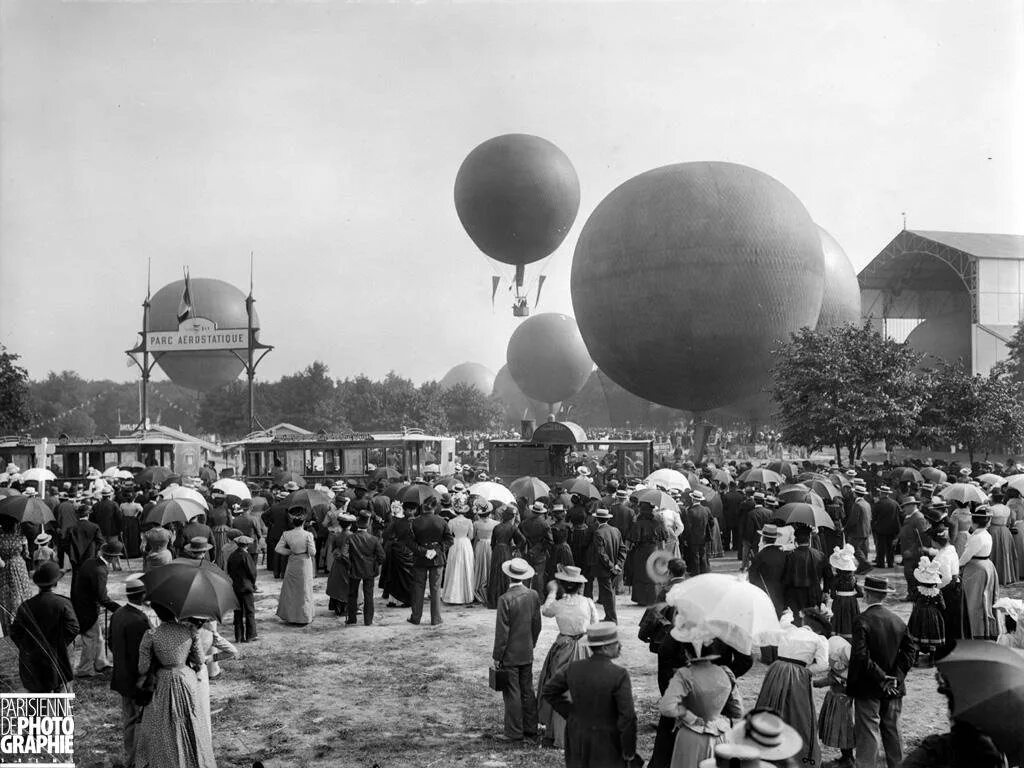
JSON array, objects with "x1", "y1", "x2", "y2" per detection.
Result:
[{"x1": 3, "y1": 551, "x2": 1000, "y2": 768}]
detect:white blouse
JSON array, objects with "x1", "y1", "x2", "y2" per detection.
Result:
[{"x1": 959, "y1": 528, "x2": 993, "y2": 566}]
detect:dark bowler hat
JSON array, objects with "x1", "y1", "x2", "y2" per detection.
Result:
[
  {"x1": 32, "y1": 561, "x2": 63, "y2": 588},
  {"x1": 100, "y1": 541, "x2": 123, "y2": 557}
]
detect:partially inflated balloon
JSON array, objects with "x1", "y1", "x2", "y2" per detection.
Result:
[
  {"x1": 571, "y1": 161, "x2": 824, "y2": 412},
  {"x1": 491, "y1": 365, "x2": 551, "y2": 423},
  {"x1": 506, "y1": 313, "x2": 593, "y2": 405},
  {"x1": 906, "y1": 312, "x2": 972, "y2": 367},
  {"x1": 454, "y1": 134, "x2": 580, "y2": 266},
  {"x1": 439, "y1": 362, "x2": 495, "y2": 394},
  {"x1": 815, "y1": 226, "x2": 862, "y2": 330},
  {"x1": 149, "y1": 278, "x2": 255, "y2": 392}
]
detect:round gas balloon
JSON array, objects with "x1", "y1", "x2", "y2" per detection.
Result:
[
  {"x1": 906, "y1": 312, "x2": 972, "y2": 367},
  {"x1": 440, "y1": 362, "x2": 495, "y2": 394},
  {"x1": 815, "y1": 226, "x2": 862, "y2": 330},
  {"x1": 571, "y1": 161, "x2": 824, "y2": 412},
  {"x1": 454, "y1": 134, "x2": 580, "y2": 267},
  {"x1": 491, "y1": 365, "x2": 552, "y2": 423},
  {"x1": 506, "y1": 313, "x2": 593, "y2": 406},
  {"x1": 149, "y1": 278, "x2": 255, "y2": 392}
]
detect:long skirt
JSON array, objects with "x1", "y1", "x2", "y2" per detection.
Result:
[
  {"x1": 276, "y1": 553, "x2": 314, "y2": 625},
  {"x1": 211, "y1": 525, "x2": 231, "y2": 564},
  {"x1": 818, "y1": 687, "x2": 855, "y2": 749},
  {"x1": 0, "y1": 555, "x2": 34, "y2": 635},
  {"x1": 755, "y1": 659, "x2": 820, "y2": 768},
  {"x1": 628, "y1": 541, "x2": 661, "y2": 606},
  {"x1": 1014, "y1": 522, "x2": 1024, "y2": 580},
  {"x1": 473, "y1": 538, "x2": 492, "y2": 604},
  {"x1": 486, "y1": 543, "x2": 515, "y2": 609},
  {"x1": 123, "y1": 515, "x2": 142, "y2": 559},
  {"x1": 668, "y1": 726, "x2": 726, "y2": 768},
  {"x1": 709, "y1": 518, "x2": 724, "y2": 558},
  {"x1": 908, "y1": 597, "x2": 946, "y2": 648},
  {"x1": 536, "y1": 633, "x2": 589, "y2": 748},
  {"x1": 136, "y1": 666, "x2": 216, "y2": 768},
  {"x1": 990, "y1": 525, "x2": 1018, "y2": 586},
  {"x1": 326, "y1": 555, "x2": 350, "y2": 613},
  {"x1": 442, "y1": 537, "x2": 475, "y2": 604},
  {"x1": 961, "y1": 558, "x2": 998, "y2": 640},
  {"x1": 830, "y1": 595, "x2": 860, "y2": 640},
  {"x1": 381, "y1": 543, "x2": 415, "y2": 606}
]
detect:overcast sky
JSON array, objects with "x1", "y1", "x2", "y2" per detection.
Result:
[{"x1": 2, "y1": 0, "x2": 1021, "y2": 387}]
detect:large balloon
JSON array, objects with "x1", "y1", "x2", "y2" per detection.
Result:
[
  {"x1": 506, "y1": 313, "x2": 593, "y2": 406},
  {"x1": 491, "y1": 365, "x2": 551, "y2": 423},
  {"x1": 906, "y1": 312, "x2": 972, "y2": 367},
  {"x1": 815, "y1": 226, "x2": 862, "y2": 330},
  {"x1": 571, "y1": 161, "x2": 824, "y2": 412},
  {"x1": 440, "y1": 362, "x2": 495, "y2": 394},
  {"x1": 149, "y1": 278, "x2": 256, "y2": 392},
  {"x1": 454, "y1": 134, "x2": 580, "y2": 266}
]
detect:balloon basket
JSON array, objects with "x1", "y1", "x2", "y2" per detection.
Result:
[{"x1": 513, "y1": 302, "x2": 530, "y2": 317}]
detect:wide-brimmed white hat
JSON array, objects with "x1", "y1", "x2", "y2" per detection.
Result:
[
  {"x1": 554, "y1": 565, "x2": 587, "y2": 584},
  {"x1": 913, "y1": 556, "x2": 941, "y2": 585},
  {"x1": 828, "y1": 544, "x2": 857, "y2": 572},
  {"x1": 501, "y1": 557, "x2": 535, "y2": 582}
]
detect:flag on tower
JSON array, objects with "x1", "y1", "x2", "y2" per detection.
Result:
[{"x1": 177, "y1": 269, "x2": 193, "y2": 323}]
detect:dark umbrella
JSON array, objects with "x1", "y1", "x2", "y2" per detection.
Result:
[
  {"x1": 766, "y1": 461, "x2": 799, "y2": 480},
  {"x1": 271, "y1": 469, "x2": 305, "y2": 487},
  {"x1": 372, "y1": 467, "x2": 402, "y2": 482},
  {"x1": 383, "y1": 481, "x2": 411, "y2": 501},
  {"x1": 0, "y1": 495, "x2": 55, "y2": 526},
  {"x1": 937, "y1": 640, "x2": 1024, "y2": 760},
  {"x1": 922, "y1": 466, "x2": 948, "y2": 484},
  {"x1": 0, "y1": 488, "x2": 22, "y2": 498},
  {"x1": 143, "y1": 498, "x2": 207, "y2": 527},
  {"x1": 398, "y1": 483, "x2": 440, "y2": 506},
  {"x1": 806, "y1": 478, "x2": 842, "y2": 502},
  {"x1": 778, "y1": 483, "x2": 811, "y2": 505},
  {"x1": 780, "y1": 501, "x2": 834, "y2": 529},
  {"x1": 509, "y1": 476, "x2": 551, "y2": 504},
  {"x1": 893, "y1": 467, "x2": 924, "y2": 484},
  {"x1": 827, "y1": 472, "x2": 852, "y2": 489},
  {"x1": 136, "y1": 466, "x2": 176, "y2": 487},
  {"x1": 285, "y1": 488, "x2": 333, "y2": 513},
  {"x1": 141, "y1": 560, "x2": 237, "y2": 621},
  {"x1": 564, "y1": 477, "x2": 601, "y2": 500},
  {"x1": 738, "y1": 468, "x2": 785, "y2": 486}
]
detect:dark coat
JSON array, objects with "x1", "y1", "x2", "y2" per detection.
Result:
[
  {"x1": 90, "y1": 498, "x2": 123, "y2": 537},
  {"x1": 609, "y1": 502, "x2": 636, "y2": 541},
  {"x1": 682, "y1": 504, "x2": 712, "y2": 548},
  {"x1": 744, "y1": 505, "x2": 773, "y2": 544},
  {"x1": 108, "y1": 603, "x2": 151, "y2": 697},
  {"x1": 782, "y1": 545, "x2": 826, "y2": 611},
  {"x1": 899, "y1": 512, "x2": 931, "y2": 565},
  {"x1": 64, "y1": 518, "x2": 104, "y2": 567},
  {"x1": 542, "y1": 655, "x2": 638, "y2": 767},
  {"x1": 342, "y1": 528, "x2": 385, "y2": 579},
  {"x1": 588, "y1": 523, "x2": 626, "y2": 577},
  {"x1": 407, "y1": 512, "x2": 454, "y2": 568},
  {"x1": 263, "y1": 502, "x2": 291, "y2": 543},
  {"x1": 872, "y1": 497, "x2": 902, "y2": 536},
  {"x1": 10, "y1": 591, "x2": 79, "y2": 692},
  {"x1": 845, "y1": 498, "x2": 871, "y2": 539},
  {"x1": 722, "y1": 490, "x2": 746, "y2": 529},
  {"x1": 226, "y1": 547, "x2": 258, "y2": 594},
  {"x1": 492, "y1": 584, "x2": 541, "y2": 666},
  {"x1": 846, "y1": 603, "x2": 916, "y2": 700},
  {"x1": 519, "y1": 514, "x2": 553, "y2": 566},
  {"x1": 748, "y1": 544, "x2": 787, "y2": 616},
  {"x1": 70, "y1": 557, "x2": 121, "y2": 630},
  {"x1": 55, "y1": 500, "x2": 79, "y2": 535}
]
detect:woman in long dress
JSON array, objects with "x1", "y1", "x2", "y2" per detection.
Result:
[
  {"x1": 988, "y1": 491, "x2": 1018, "y2": 585},
  {"x1": 442, "y1": 509, "x2": 475, "y2": 604},
  {"x1": 120, "y1": 492, "x2": 144, "y2": 560},
  {"x1": 326, "y1": 513, "x2": 355, "y2": 616},
  {"x1": 187, "y1": 617, "x2": 238, "y2": 732},
  {"x1": 536, "y1": 566, "x2": 598, "y2": 748},
  {"x1": 1008, "y1": 488, "x2": 1024, "y2": 580},
  {"x1": 959, "y1": 508, "x2": 999, "y2": 640},
  {"x1": 0, "y1": 516, "x2": 34, "y2": 636},
  {"x1": 658, "y1": 643, "x2": 744, "y2": 767},
  {"x1": 472, "y1": 503, "x2": 498, "y2": 604},
  {"x1": 627, "y1": 503, "x2": 668, "y2": 606},
  {"x1": 275, "y1": 511, "x2": 316, "y2": 625},
  {"x1": 381, "y1": 503, "x2": 415, "y2": 608},
  {"x1": 754, "y1": 629, "x2": 822, "y2": 768},
  {"x1": 135, "y1": 604, "x2": 215, "y2": 768},
  {"x1": 950, "y1": 501, "x2": 973, "y2": 557},
  {"x1": 486, "y1": 507, "x2": 525, "y2": 608}
]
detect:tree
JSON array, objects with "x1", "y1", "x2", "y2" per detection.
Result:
[
  {"x1": 440, "y1": 383, "x2": 502, "y2": 432},
  {"x1": 770, "y1": 323, "x2": 925, "y2": 465},
  {"x1": 917, "y1": 361, "x2": 1024, "y2": 462},
  {"x1": 992, "y1": 322, "x2": 1024, "y2": 386},
  {"x1": 0, "y1": 346, "x2": 33, "y2": 433},
  {"x1": 28, "y1": 370, "x2": 93, "y2": 436}
]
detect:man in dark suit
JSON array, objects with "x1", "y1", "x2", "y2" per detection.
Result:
[
  {"x1": 782, "y1": 525, "x2": 826, "y2": 624},
  {"x1": 54, "y1": 490, "x2": 79, "y2": 568},
  {"x1": 70, "y1": 541, "x2": 122, "y2": 677},
  {"x1": 263, "y1": 487, "x2": 293, "y2": 577},
  {"x1": 492, "y1": 557, "x2": 542, "y2": 743},
  {"x1": 90, "y1": 487, "x2": 124, "y2": 549},
  {"x1": 721, "y1": 481, "x2": 746, "y2": 556},
  {"x1": 542, "y1": 621, "x2": 638, "y2": 765},
  {"x1": 898, "y1": 498, "x2": 930, "y2": 601},
  {"x1": 227, "y1": 535, "x2": 259, "y2": 642},
  {"x1": 587, "y1": 509, "x2": 626, "y2": 623},
  {"x1": 682, "y1": 492, "x2": 713, "y2": 576},
  {"x1": 342, "y1": 514, "x2": 385, "y2": 626},
  {"x1": 741, "y1": 492, "x2": 772, "y2": 571},
  {"x1": 519, "y1": 502, "x2": 553, "y2": 598},
  {"x1": 747, "y1": 523, "x2": 787, "y2": 617},
  {"x1": 64, "y1": 504, "x2": 105, "y2": 586},
  {"x1": 847, "y1": 575, "x2": 916, "y2": 768},
  {"x1": 405, "y1": 497, "x2": 454, "y2": 626},
  {"x1": 109, "y1": 579, "x2": 152, "y2": 767},
  {"x1": 10, "y1": 561, "x2": 79, "y2": 693},
  {"x1": 872, "y1": 485, "x2": 901, "y2": 568},
  {"x1": 847, "y1": 483, "x2": 874, "y2": 573}
]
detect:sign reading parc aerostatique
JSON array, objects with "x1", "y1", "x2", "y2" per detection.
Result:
[
  {"x1": 147, "y1": 317, "x2": 249, "y2": 351},
  {"x1": 1, "y1": 694, "x2": 74, "y2": 768}
]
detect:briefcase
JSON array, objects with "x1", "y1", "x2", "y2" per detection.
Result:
[{"x1": 489, "y1": 666, "x2": 509, "y2": 692}]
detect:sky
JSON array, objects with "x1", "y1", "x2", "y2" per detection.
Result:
[{"x1": 2, "y1": 0, "x2": 1021, "y2": 388}]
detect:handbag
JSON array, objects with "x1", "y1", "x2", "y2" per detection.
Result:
[{"x1": 488, "y1": 666, "x2": 509, "y2": 692}]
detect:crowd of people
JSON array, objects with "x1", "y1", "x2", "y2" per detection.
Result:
[{"x1": 1, "y1": 453, "x2": 1023, "y2": 768}]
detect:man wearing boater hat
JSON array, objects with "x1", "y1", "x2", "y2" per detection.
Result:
[
  {"x1": 847, "y1": 575, "x2": 916, "y2": 768},
  {"x1": 493, "y1": 557, "x2": 542, "y2": 742}
]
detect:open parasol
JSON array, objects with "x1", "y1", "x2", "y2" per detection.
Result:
[
  {"x1": 563, "y1": 477, "x2": 601, "y2": 501},
  {"x1": 399, "y1": 482, "x2": 442, "y2": 506},
  {"x1": 467, "y1": 481, "x2": 515, "y2": 505},
  {"x1": 0, "y1": 495, "x2": 55, "y2": 526},
  {"x1": 21, "y1": 468, "x2": 57, "y2": 483},
  {"x1": 136, "y1": 466, "x2": 177, "y2": 487},
  {"x1": 634, "y1": 488, "x2": 679, "y2": 513},
  {"x1": 780, "y1": 501, "x2": 835, "y2": 529},
  {"x1": 765, "y1": 461, "x2": 799, "y2": 480},
  {"x1": 644, "y1": 469, "x2": 691, "y2": 493},
  {"x1": 509, "y1": 476, "x2": 551, "y2": 504},
  {"x1": 143, "y1": 498, "x2": 208, "y2": 527},
  {"x1": 212, "y1": 478, "x2": 252, "y2": 500},
  {"x1": 141, "y1": 560, "x2": 237, "y2": 621},
  {"x1": 738, "y1": 468, "x2": 784, "y2": 486},
  {"x1": 921, "y1": 466, "x2": 948, "y2": 484},
  {"x1": 940, "y1": 483, "x2": 988, "y2": 505},
  {"x1": 159, "y1": 484, "x2": 209, "y2": 509},
  {"x1": 664, "y1": 573, "x2": 780, "y2": 655},
  {"x1": 285, "y1": 488, "x2": 333, "y2": 512}
]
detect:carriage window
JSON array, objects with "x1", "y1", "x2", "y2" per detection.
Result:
[
  {"x1": 325, "y1": 450, "x2": 339, "y2": 473},
  {"x1": 51, "y1": 454, "x2": 65, "y2": 476},
  {"x1": 285, "y1": 450, "x2": 304, "y2": 474},
  {"x1": 307, "y1": 450, "x2": 325, "y2": 473},
  {"x1": 343, "y1": 449, "x2": 364, "y2": 475}
]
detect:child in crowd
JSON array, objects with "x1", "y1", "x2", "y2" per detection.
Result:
[
  {"x1": 907, "y1": 557, "x2": 945, "y2": 666},
  {"x1": 32, "y1": 533, "x2": 57, "y2": 572},
  {"x1": 814, "y1": 636, "x2": 855, "y2": 768}
]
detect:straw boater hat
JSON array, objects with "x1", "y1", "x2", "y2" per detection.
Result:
[
  {"x1": 758, "y1": 523, "x2": 779, "y2": 542},
  {"x1": 552, "y1": 503, "x2": 566, "y2": 513},
  {"x1": 900, "y1": 497, "x2": 920, "y2": 509},
  {"x1": 501, "y1": 557, "x2": 535, "y2": 582},
  {"x1": 32, "y1": 561, "x2": 63, "y2": 588},
  {"x1": 529, "y1": 501, "x2": 548, "y2": 514},
  {"x1": 34, "y1": 532, "x2": 52, "y2": 546},
  {"x1": 554, "y1": 565, "x2": 587, "y2": 584},
  {"x1": 614, "y1": 489, "x2": 629, "y2": 499},
  {"x1": 972, "y1": 504, "x2": 993, "y2": 519},
  {"x1": 690, "y1": 491, "x2": 705, "y2": 503},
  {"x1": 726, "y1": 711, "x2": 803, "y2": 762},
  {"x1": 862, "y1": 575, "x2": 896, "y2": 595},
  {"x1": 913, "y1": 557, "x2": 941, "y2": 586},
  {"x1": 829, "y1": 544, "x2": 857, "y2": 572},
  {"x1": 583, "y1": 621, "x2": 619, "y2": 647},
  {"x1": 185, "y1": 537, "x2": 213, "y2": 554},
  {"x1": 125, "y1": 578, "x2": 146, "y2": 597},
  {"x1": 592, "y1": 508, "x2": 613, "y2": 519},
  {"x1": 234, "y1": 535, "x2": 254, "y2": 546},
  {"x1": 576, "y1": 466, "x2": 591, "y2": 477},
  {"x1": 283, "y1": 481, "x2": 300, "y2": 492},
  {"x1": 879, "y1": 485, "x2": 892, "y2": 494},
  {"x1": 698, "y1": 744, "x2": 774, "y2": 768}
]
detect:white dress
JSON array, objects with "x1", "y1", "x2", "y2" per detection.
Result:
[{"x1": 442, "y1": 515, "x2": 475, "y2": 604}]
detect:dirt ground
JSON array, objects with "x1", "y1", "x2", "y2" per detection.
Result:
[{"x1": 1, "y1": 551, "x2": 982, "y2": 768}]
